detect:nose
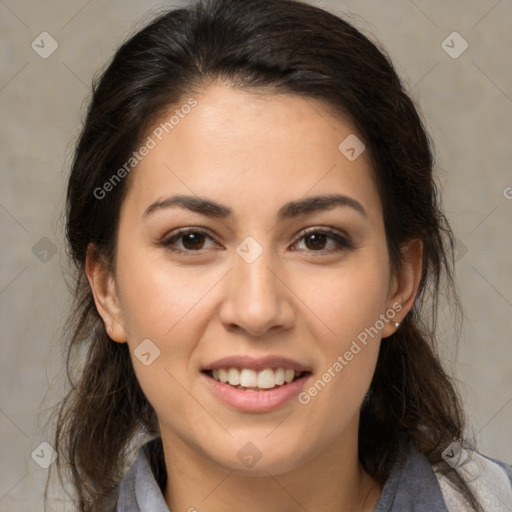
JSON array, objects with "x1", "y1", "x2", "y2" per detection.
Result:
[{"x1": 217, "y1": 248, "x2": 295, "y2": 337}]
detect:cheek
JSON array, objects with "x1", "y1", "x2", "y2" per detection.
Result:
[
  {"x1": 115, "y1": 243, "x2": 222, "y2": 341},
  {"x1": 294, "y1": 248, "x2": 390, "y2": 405},
  {"x1": 114, "y1": 246, "x2": 220, "y2": 410},
  {"x1": 303, "y1": 254, "x2": 391, "y2": 341},
  {"x1": 116, "y1": 253, "x2": 215, "y2": 433}
]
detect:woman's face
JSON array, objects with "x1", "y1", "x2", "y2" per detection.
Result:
[{"x1": 89, "y1": 83, "x2": 418, "y2": 474}]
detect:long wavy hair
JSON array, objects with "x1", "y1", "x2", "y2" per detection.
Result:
[{"x1": 48, "y1": 0, "x2": 481, "y2": 510}]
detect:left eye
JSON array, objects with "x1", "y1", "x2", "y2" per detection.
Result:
[
  {"x1": 162, "y1": 229, "x2": 219, "y2": 252},
  {"x1": 291, "y1": 229, "x2": 351, "y2": 252},
  {"x1": 161, "y1": 228, "x2": 351, "y2": 254}
]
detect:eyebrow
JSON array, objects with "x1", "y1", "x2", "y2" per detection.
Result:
[{"x1": 143, "y1": 193, "x2": 368, "y2": 220}]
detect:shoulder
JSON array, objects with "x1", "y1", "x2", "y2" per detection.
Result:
[
  {"x1": 376, "y1": 438, "x2": 512, "y2": 512},
  {"x1": 91, "y1": 438, "x2": 168, "y2": 512},
  {"x1": 433, "y1": 448, "x2": 512, "y2": 512}
]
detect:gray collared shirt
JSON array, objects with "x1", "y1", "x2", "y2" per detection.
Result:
[{"x1": 104, "y1": 440, "x2": 512, "y2": 511}]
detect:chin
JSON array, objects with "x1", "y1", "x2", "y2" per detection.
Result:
[{"x1": 199, "y1": 433, "x2": 317, "y2": 476}]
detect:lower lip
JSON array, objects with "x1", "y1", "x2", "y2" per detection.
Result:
[{"x1": 201, "y1": 372, "x2": 310, "y2": 412}]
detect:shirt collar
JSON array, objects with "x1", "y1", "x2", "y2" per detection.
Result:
[
  {"x1": 116, "y1": 440, "x2": 169, "y2": 512},
  {"x1": 116, "y1": 437, "x2": 448, "y2": 512}
]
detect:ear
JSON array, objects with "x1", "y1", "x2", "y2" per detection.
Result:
[
  {"x1": 381, "y1": 239, "x2": 423, "y2": 339},
  {"x1": 85, "y1": 244, "x2": 128, "y2": 343}
]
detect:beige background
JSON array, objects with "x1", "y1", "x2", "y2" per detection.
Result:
[{"x1": 1, "y1": 0, "x2": 511, "y2": 510}]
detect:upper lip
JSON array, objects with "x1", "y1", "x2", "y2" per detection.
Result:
[{"x1": 203, "y1": 355, "x2": 312, "y2": 372}]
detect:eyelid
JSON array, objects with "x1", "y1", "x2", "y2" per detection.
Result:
[
  {"x1": 291, "y1": 226, "x2": 353, "y2": 251},
  {"x1": 161, "y1": 227, "x2": 221, "y2": 253},
  {"x1": 160, "y1": 225, "x2": 353, "y2": 254},
  {"x1": 294, "y1": 225, "x2": 349, "y2": 241}
]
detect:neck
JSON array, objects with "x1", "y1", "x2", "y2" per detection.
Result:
[{"x1": 161, "y1": 424, "x2": 382, "y2": 512}]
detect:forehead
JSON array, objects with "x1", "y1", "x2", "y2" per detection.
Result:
[{"x1": 121, "y1": 83, "x2": 381, "y2": 222}]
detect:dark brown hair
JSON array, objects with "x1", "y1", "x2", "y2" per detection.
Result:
[{"x1": 49, "y1": 0, "x2": 481, "y2": 510}]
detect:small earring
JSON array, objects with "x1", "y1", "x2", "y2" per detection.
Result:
[{"x1": 394, "y1": 322, "x2": 400, "y2": 328}]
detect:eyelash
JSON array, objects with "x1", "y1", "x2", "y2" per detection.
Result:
[{"x1": 160, "y1": 227, "x2": 353, "y2": 256}]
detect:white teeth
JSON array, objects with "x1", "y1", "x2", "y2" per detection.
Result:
[
  {"x1": 228, "y1": 367, "x2": 241, "y2": 386},
  {"x1": 218, "y1": 368, "x2": 229, "y2": 383},
  {"x1": 239, "y1": 368, "x2": 258, "y2": 387},
  {"x1": 274, "y1": 368, "x2": 285, "y2": 385},
  {"x1": 209, "y1": 367, "x2": 304, "y2": 389},
  {"x1": 257, "y1": 369, "x2": 276, "y2": 389},
  {"x1": 285, "y1": 369, "x2": 295, "y2": 383}
]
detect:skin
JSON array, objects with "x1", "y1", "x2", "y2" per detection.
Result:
[{"x1": 87, "y1": 82, "x2": 423, "y2": 512}]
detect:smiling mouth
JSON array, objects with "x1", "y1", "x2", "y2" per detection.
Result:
[{"x1": 202, "y1": 368, "x2": 310, "y2": 391}]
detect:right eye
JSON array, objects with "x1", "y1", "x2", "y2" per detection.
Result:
[{"x1": 160, "y1": 228, "x2": 222, "y2": 254}]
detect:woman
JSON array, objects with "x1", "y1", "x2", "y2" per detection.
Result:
[{"x1": 50, "y1": 0, "x2": 512, "y2": 511}]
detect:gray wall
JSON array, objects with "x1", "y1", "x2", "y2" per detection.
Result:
[{"x1": 1, "y1": 0, "x2": 511, "y2": 510}]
